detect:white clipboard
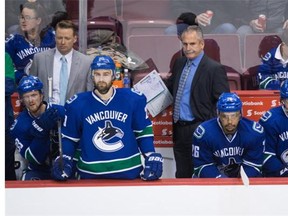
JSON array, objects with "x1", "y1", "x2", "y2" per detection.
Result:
[{"x1": 133, "y1": 70, "x2": 173, "y2": 117}]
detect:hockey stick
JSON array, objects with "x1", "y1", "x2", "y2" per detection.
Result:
[
  {"x1": 240, "y1": 166, "x2": 249, "y2": 186},
  {"x1": 48, "y1": 77, "x2": 63, "y2": 170},
  {"x1": 57, "y1": 118, "x2": 64, "y2": 170},
  {"x1": 48, "y1": 77, "x2": 53, "y2": 166}
]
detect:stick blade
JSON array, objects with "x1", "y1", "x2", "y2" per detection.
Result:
[{"x1": 240, "y1": 166, "x2": 250, "y2": 186}]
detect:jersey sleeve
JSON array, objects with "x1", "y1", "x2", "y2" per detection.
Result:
[
  {"x1": 5, "y1": 34, "x2": 15, "y2": 60},
  {"x1": 131, "y1": 89, "x2": 155, "y2": 154},
  {"x1": 10, "y1": 118, "x2": 50, "y2": 165},
  {"x1": 241, "y1": 122, "x2": 264, "y2": 177},
  {"x1": 192, "y1": 125, "x2": 226, "y2": 178},
  {"x1": 259, "y1": 111, "x2": 286, "y2": 176},
  {"x1": 61, "y1": 95, "x2": 82, "y2": 158}
]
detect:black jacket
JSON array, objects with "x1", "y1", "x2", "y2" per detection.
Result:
[{"x1": 167, "y1": 54, "x2": 230, "y2": 122}]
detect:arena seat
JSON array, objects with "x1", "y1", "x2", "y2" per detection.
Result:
[
  {"x1": 127, "y1": 35, "x2": 181, "y2": 76},
  {"x1": 66, "y1": 0, "x2": 117, "y2": 20},
  {"x1": 226, "y1": 69, "x2": 242, "y2": 90},
  {"x1": 204, "y1": 38, "x2": 241, "y2": 90},
  {"x1": 122, "y1": 0, "x2": 172, "y2": 20},
  {"x1": 204, "y1": 34, "x2": 242, "y2": 74},
  {"x1": 72, "y1": 16, "x2": 124, "y2": 49},
  {"x1": 125, "y1": 19, "x2": 174, "y2": 44},
  {"x1": 241, "y1": 65, "x2": 259, "y2": 90}
]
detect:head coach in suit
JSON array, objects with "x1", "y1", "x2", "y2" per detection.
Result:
[
  {"x1": 30, "y1": 20, "x2": 93, "y2": 105},
  {"x1": 166, "y1": 25, "x2": 230, "y2": 178}
]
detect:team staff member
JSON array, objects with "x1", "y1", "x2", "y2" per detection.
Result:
[
  {"x1": 259, "y1": 80, "x2": 288, "y2": 177},
  {"x1": 10, "y1": 76, "x2": 65, "y2": 180},
  {"x1": 52, "y1": 55, "x2": 163, "y2": 181},
  {"x1": 166, "y1": 25, "x2": 230, "y2": 178},
  {"x1": 193, "y1": 93, "x2": 265, "y2": 178},
  {"x1": 30, "y1": 20, "x2": 93, "y2": 105}
]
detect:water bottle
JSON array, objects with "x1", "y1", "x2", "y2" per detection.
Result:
[
  {"x1": 258, "y1": 14, "x2": 266, "y2": 31},
  {"x1": 97, "y1": 45, "x2": 102, "y2": 55},
  {"x1": 115, "y1": 61, "x2": 122, "y2": 81},
  {"x1": 123, "y1": 68, "x2": 130, "y2": 88}
]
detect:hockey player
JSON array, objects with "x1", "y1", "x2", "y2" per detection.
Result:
[
  {"x1": 10, "y1": 75, "x2": 65, "y2": 180},
  {"x1": 259, "y1": 80, "x2": 288, "y2": 177},
  {"x1": 52, "y1": 55, "x2": 163, "y2": 181},
  {"x1": 258, "y1": 28, "x2": 288, "y2": 90},
  {"x1": 192, "y1": 92, "x2": 265, "y2": 178}
]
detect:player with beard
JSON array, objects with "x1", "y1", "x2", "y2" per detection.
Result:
[
  {"x1": 10, "y1": 75, "x2": 65, "y2": 180},
  {"x1": 52, "y1": 55, "x2": 163, "y2": 181},
  {"x1": 192, "y1": 92, "x2": 265, "y2": 178}
]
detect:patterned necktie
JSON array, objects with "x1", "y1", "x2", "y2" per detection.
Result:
[
  {"x1": 173, "y1": 59, "x2": 192, "y2": 123},
  {"x1": 60, "y1": 56, "x2": 68, "y2": 105}
]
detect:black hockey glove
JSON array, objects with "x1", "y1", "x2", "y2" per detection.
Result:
[
  {"x1": 30, "y1": 107, "x2": 59, "y2": 138},
  {"x1": 223, "y1": 163, "x2": 241, "y2": 177}
]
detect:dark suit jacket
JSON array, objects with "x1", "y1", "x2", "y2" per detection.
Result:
[
  {"x1": 30, "y1": 48, "x2": 94, "y2": 101},
  {"x1": 167, "y1": 54, "x2": 230, "y2": 122}
]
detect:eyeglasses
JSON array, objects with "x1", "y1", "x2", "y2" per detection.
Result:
[{"x1": 18, "y1": 15, "x2": 37, "y2": 21}]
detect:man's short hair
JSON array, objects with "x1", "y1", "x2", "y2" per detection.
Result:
[{"x1": 55, "y1": 20, "x2": 77, "y2": 35}]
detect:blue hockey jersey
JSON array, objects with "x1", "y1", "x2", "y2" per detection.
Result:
[
  {"x1": 259, "y1": 106, "x2": 288, "y2": 177},
  {"x1": 258, "y1": 45, "x2": 288, "y2": 90},
  {"x1": 5, "y1": 30, "x2": 55, "y2": 82},
  {"x1": 62, "y1": 88, "x2": 154, "y2": 179},
  {"x1": 192, "y1": 117, "x2": 265, "y2": 178},
  {"x1": 10, "y1": 103, "x2": 64, "y2": 174}
]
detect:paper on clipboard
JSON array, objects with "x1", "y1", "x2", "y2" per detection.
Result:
[{"x1": 133, "y1": 70, "x2": 173, "y2": 117}]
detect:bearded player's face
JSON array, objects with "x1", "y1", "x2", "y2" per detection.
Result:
[
  {"x1": 92, "y1": 69, "x2": 114, "y2": 94},
  {"x1": 219, "y1": 111, "x2": 241, "y2": 135}
]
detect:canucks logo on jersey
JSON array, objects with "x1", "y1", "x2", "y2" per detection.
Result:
[{"x1": 92, "y1": 120, "x2": 124, "y2": 152}]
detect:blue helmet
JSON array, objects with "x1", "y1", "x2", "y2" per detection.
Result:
[
  {"x1": 91, "y1": 55, "x2": 115, "y2": 75},
  {"x1": 17, "y1": 75, "x2": 43, "y2": 95},
  {"x1": 280, "y1": 80, "x2": 288, "y2": 99},
  {"x1": 217, "y1": 92, "x2": 242, "y2": 112}
]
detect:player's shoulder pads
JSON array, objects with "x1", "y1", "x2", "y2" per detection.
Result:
[
  {"x1": 262, "y1": 52, "x2": 272, "y2": 62},
  {"x1": 260, "y1": 111, "x2": 272, "y2": 122},
  {"x1": 194, "y1": 125, "x2": 205, "y2": 139},
  {"x1": 253, "y1": 122, "x2": 264, "y2": 134},
  {"x1": 66, "y1": 94, "x2": 78, "y2": 104}
]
